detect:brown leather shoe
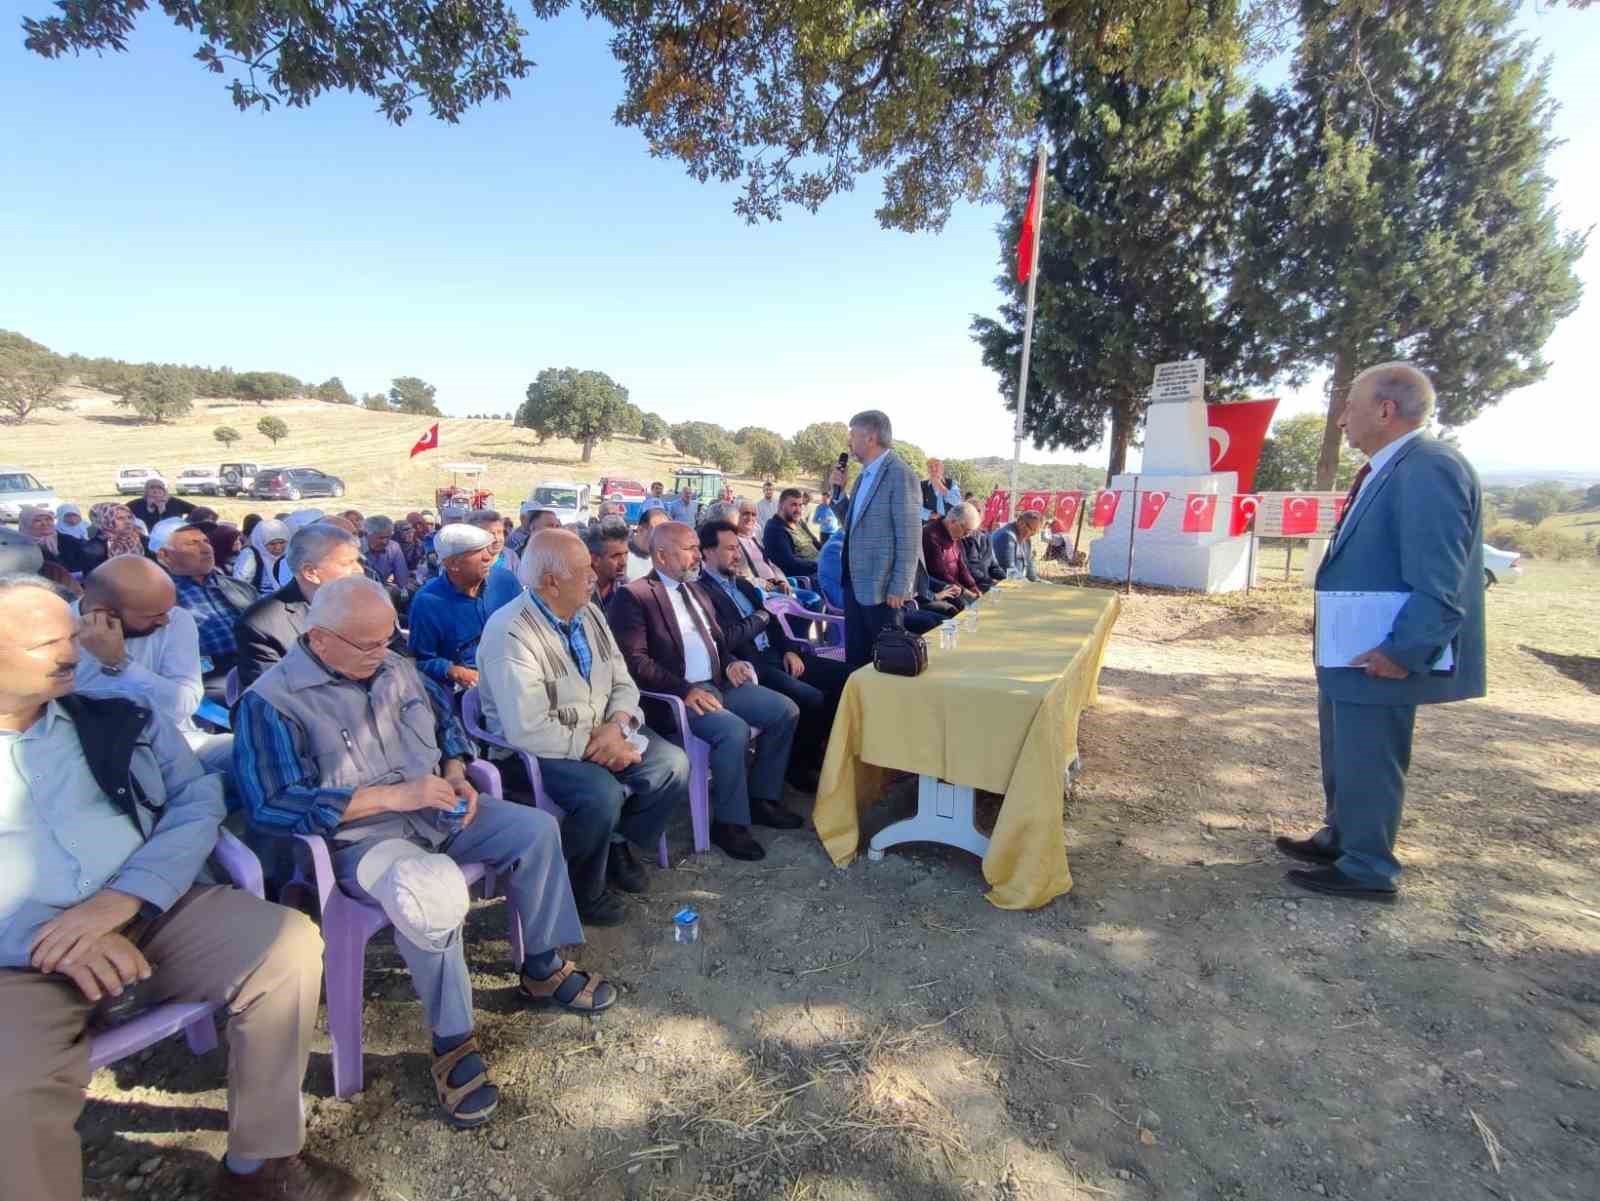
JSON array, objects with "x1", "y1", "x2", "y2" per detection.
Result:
[{"x1": 212, "y1": 1152, "x2": 371, "y2": 1200}]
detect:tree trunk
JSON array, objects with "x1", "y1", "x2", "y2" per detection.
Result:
[
  {"x1": 1105, "y1": 401, "x2": 1134, "y2": 483},
  {"x1": 581, "y1": 438, "x2": 594, "y2": 463},
  {"x1": 1315, "y1": 347, "x2": 1356, "y2": 490}
]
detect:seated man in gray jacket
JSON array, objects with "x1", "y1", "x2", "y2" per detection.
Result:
[
  {"x1": 0, "y1": 575, "x2": 367, "y2": 1201},
  {"x1": 478, "y1": 529, "x2": 689, "y2": 926},
  {"x1": 233, "y1": 577, "x2": 618, "y2": 1132}
]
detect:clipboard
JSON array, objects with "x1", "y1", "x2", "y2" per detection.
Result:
[{"x1": 1314, "y1": 591, "x2": 1454, "y2": 672}]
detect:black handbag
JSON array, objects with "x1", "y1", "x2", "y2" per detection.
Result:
[{"x1": 872, "y1": 608, "x2": 928, "y2": 677}]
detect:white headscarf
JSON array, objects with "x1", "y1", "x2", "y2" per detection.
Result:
[
  {"x1": 55, "y1": 503, "x2": 88, "y2": 540},
  {"x1": 236, "y1": 517, "x2": 292, "y2": 594}
]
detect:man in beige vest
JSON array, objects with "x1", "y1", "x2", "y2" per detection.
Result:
[
  {"x1": 479, "y1": 530, "x2": 689, "y2": 926},
  {"x1": 233, "y1": 577, "x2": 618, "y2": 1131}
]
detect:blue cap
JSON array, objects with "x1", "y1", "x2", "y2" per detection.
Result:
[{"x1": 672, "y1": 907, "x2": 699, "y2": 926}]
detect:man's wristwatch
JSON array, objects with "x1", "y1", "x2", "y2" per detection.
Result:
[{"x1": 100, "y1": 656, "x2": 129, "y2": 676}]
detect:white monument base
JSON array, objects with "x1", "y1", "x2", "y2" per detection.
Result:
[{"x1": 1087, "y1": 471, "x2": 1250, "y2": 593}]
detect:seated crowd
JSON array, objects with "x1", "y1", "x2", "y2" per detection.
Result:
[{"x1": 1, "y1": 459, "x2": 1047, "y2": 1199}]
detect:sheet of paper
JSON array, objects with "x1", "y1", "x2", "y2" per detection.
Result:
[{"x1": 1315, "y1": 591, "x2": 1453, "y2": 671}]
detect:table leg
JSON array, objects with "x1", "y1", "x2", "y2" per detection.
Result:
[{"x1": 866, "y1": 775, "x2": 991, "y2": 863}]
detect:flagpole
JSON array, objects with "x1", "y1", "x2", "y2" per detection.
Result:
[{"x1": 1009, "y1": 144, "x2": 1047, "y2": 515}]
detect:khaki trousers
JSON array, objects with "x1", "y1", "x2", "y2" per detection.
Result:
[{"x1": 0, "y1": 886, "x2": 323, "y2": 1201}]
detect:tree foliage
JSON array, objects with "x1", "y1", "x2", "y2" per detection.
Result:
[
  {"x1": 0, "y1": 330, "x2": 71, "y2": 424},
  {"x1": 973, "y1": 32, "x2": 1279, "y2": 479},
  {"x1": 361, "y1": 392, "x2": 391, "y2": 412},
  {"x1": 20, "y1": 0, "x2": 1276, "y2": 230},
  {"x1": 235, "y1": 371, "x2": 301, "y2": 405},
  {"x1": 1252, "y1": 412, "x2": 1361, "y2": 492},
  {"x1": 787, "y1": 422, "x2": 850, "y2": 481},
  {"x1": 1234, "y1": 0, "x2": 1587, "y2": 487},
  {"x1": 257, "y1": 415, "x2": 289, "y2": 446},
  {"x1": 639, "y1": 411, "x2": 669, "y2": 443},
  {"x1": 214, "y1": 425, "x2": 242, "y2": 448},
  {"x1": 120, "y1": 365, "x2": 195, "y2": 424},
  {"x1": 743, "y1": 431, "x2": 790, "y2": 479},
  {"x1": 517, "y1": 367, "x2": 632, "y2": 463},
  {"x1": 703, "y1": 432, "x2": 741, "y2": 473},
  {"x1": 315, "y1": 376, "x2": 353, "y2": 404},
  {"x1": 670, "y1": 421, "x2": 730, "y2": 463},
  {"x1": 389, "y1": 376, "x2": 440, "y2": 415}
]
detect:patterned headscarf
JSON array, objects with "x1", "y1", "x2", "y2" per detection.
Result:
[{"x1": 90, "y1": 502, "x2": 146, "y2": 559}]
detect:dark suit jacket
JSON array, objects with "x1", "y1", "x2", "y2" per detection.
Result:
[
  {"x1": 695, "y1": 572, "x2": 802, "y2": 660},
  {"x1": 237, "y1": 577, "x2": 409, "y2": 690},
  {"x1": 127, "y1": 496, "x2": 196, "y2": 529},
  {"x1": 761, "y1": 514, "x2": 821, "y2": 578},
  {"x1": 608, "y1": 571, "x2": 737, "y2": 698},
  {"x1": 1314, "y1": 434, "x2": 1486, "y2": 706}
]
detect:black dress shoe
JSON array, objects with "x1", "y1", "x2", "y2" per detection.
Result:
[
  {"x1": 750, "y1": 797, "x2": 803, "y2": 830},
  {"x1": 1274, "y1": 835, "x2": 1339, "y2": 866},
  {"x1": 711, "y1": 821, "x2": 767, "y2": 861},
  {"x1": 578, "y1": 890, "x2": 628, "y2": 926},
  {"x1": 606, "y1": 842, "x2": 647, "y2": 894},
  {"x1": 1286, "y1": 866, "x2": 1397, "y2": 903}
]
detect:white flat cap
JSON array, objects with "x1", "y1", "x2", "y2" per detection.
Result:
[
  {"x1": 146, "y1": 516, "x2": 191, "y2": 553},
  {"x1": 433, "y1": 522, "x2": 493, "y2": 560}
]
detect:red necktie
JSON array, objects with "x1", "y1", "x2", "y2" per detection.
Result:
[{"x1": 1332, "y1": 463, "x2": 1372, "y2": 539}]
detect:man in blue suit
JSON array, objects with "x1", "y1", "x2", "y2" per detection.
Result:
[
  {"x1": 827, "y1": 411, "x2": 922, "y2": 669},
  {"x1": 1279, "y1": 362, "x2": 1486, "y2": 901}
]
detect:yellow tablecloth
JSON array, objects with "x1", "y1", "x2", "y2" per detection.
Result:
[{"x1": 813, "y1": 583, "x2": 1121, "y2": 909}]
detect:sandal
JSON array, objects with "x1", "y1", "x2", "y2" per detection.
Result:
[
  {"x1": 430, "y1": 1036, "x2": 498, "y2": 1130},
  {"x1": 519, "y1": 960, "x2": 618, "y2": 1014}
]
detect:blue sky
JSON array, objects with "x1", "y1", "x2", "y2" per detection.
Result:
[{"x1": 3, "y1": 5, "x2": 1595, "y2": 473}]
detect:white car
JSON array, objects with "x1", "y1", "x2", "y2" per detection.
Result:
[
  {"x1": 116, "y1": 465, "x2": 166, "y2": 495},
  {"x1": 526, "y1": 480, "x2": 592, "y2": 527},
  {"x1": 1483, "y1": 544, "x2": 1522, "y2": 587},
  {"x1": 0, "y1": 466, "x2": 60, "y2": 523},
  {"x1": 174, "y1": 465, "x2": 221, "y2": 496}
]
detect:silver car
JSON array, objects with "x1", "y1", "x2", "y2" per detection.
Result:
[
  {"x1": 0, "y1": 466, "x2": 60, "y2": 523},
  {"x1": 1483, "y1": 544, "x2": 1522, "y2": 587}
]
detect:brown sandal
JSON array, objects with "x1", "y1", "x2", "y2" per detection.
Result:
[
  {"x1": 430, "y1": 1036, "x2": 498, "y2": 1129},
  {"x1": 519, "y1": 960, "x2": 618, "y2": 1013}
]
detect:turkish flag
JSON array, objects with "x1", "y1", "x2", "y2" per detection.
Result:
[
  {"x1": 1137, "y1": 491, "x2": 1170, "y2": 530},
  {"x1": 1206, "y1": 399, "x2": 1278, "y2": 491},
  {"x1": 1182, "y1": 494, "x2": 1218, "y2": 533},
  {"x1": 1281, "y1": 495, "x2": 1320, "y2": 535},
  {"x1": 1053, "y1": 490, "x2": 1084, "y2": 528},
  {"x1": 1016, "y1": 153, "x2": 1046, "y2": 283},
  {"x1": 1332, "y1": 495, "x2": 1349, "y2": 525},
  {"x1": 1229, "y1": 494, "x2": 1262, "y2": 536},
  {"x1": 409, "y1": 423, "x2": 440, "y2": 458},
  {"x1": 1018, "y1": 490, "x2": 1051, "y2": 516},
  {"x1": 1089, "y1": 490, "x2": 1121, "y2": 528},
  {"x1": 981, "y1": 490, "x2": 1011, "y2": 529}
]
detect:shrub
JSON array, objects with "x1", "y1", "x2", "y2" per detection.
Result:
[{"x1": 1484, "y1": 521, "x2": 1588, "y2": 562}]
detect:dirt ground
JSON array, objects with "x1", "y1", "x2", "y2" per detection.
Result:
[{"x1": 80, "y1": 564, "x2": 1600, "y2": 1201}]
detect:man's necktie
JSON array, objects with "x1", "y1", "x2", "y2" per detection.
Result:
[
  {"x1": 1331, "y1": 462, "x2": 1372, "y2": 544},
  {"x1": 680, "y1": 585, "x2": 721, "y2": 682}
]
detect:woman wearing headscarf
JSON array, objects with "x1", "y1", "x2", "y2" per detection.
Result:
[
  {"x1": 55, "y1": 503, "x2": 89, "y2": 541},
  {"x1": 232, "y1": 517, "x2": 292, "y2": 595},
  {"x1": 82, "y1": 502, "x2": 148, "y2": 568},
  {"x1": 192, "y1": 520, "x2": 243, "y2": 573},
  {"x1": 241, "y1": 512, "x2": 263, "y2": 540}
]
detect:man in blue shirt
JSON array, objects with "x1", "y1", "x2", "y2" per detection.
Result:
[
  {"x1": 407, "y1": 524, "x2": 522, "y2": 690},
  {"x1": 667, "y1": 485, "x2": 699, "y2": 525}
]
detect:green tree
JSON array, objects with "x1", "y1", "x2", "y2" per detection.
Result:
[
  {"x1": 214, "y1": 425, "x2": 242, "y2": 449},
  {"x1": 315, "y1": 376, "x2": 353, "y2": 404},
  {"x1": 973, "y1": 35, "x2": 1279, "y2": 479},
  {"x1": 389, "y1": 376, "x2": 440, "y2": 416},
  {"x1": 235, "y1": 371, "x2": 301, "y2": 405},
  {"x1": 704, "y1": 433, "x2": 741, "y2": 473},
  {"x1": 361, "y1": 392, "x2": 390, "y2": 412},
  {"x1": 0, "y1": 331, "x2": 71, "y2": 424},
  {"x1": 257, "y1": 415, "x2": 289, "y2": 446},
  {"x1": 1586, "y1": 483, "x2": 1600, "y2": 509},
  {"x1": 517, "y1": 367, "x2": 632, "y2": 463},
  {"x1": 1252, "y1": 412, "x2": 1362, "y2": 493},
  {"x1": 943, "y1": 457, "x2": 1005, "y2": 505},
  {"x1": 788, "y1": 422, "x2": 850, "y2": 482},
  {"x1": 889, "y1": 440, "x2": 929, "y2": 478},
  {"x1": 639, "y1": 411, "x2": 668, "y2": 443},
  {"x1": 21, "y1": 0, "x2": 1265, "y2": 231},
  {"x1": 120, "y1": 365, "x2": 195, "y2": 424},
  {"x1": 1235, "y1": 0, "x2": 1586, "y2": 489},
  {"x1": 671, "y1": 421, "x2": 725, "y2": 463},
  {"x1": 1509, "y1": 490, "x2": 1557, "y2": 525},
  {"x1": 743, "y1": 431, "x2": 789, "y2": 479}
]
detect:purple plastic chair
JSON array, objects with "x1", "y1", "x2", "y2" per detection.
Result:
[
  {"x1": 222, "y1": 667, "x2": 241, "y2": 708},
  {"x1": 459, "y1": 687, "x2": 675, "y2": 866},
  {"x1": 88, "y1": 828, "x2": 264, "y2": 1072},
  {"x1": 283, "y1": 761, "x2": 524, "y2": 1099},
  {"x1": 763, "y1": 594, "x2": 846, "y2": 660}
]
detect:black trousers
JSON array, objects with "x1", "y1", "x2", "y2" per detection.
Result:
[{"x1": 750, "y1": 648, "x2": 851, "y2": 766}]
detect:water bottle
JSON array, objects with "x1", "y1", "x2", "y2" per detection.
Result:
[
  {"x1": 436, "y1": 795, "x2": 469, "y2": 835},
  {"x1": 672, "y1": 907, "x2": 700, "y2": 944}
]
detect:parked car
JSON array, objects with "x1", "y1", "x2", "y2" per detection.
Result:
[
  {"x1": 174, "y1": 465, "x2": 221, "y2": 496},
  {"x1": 526, "y1": 480, "x2": 591, "y2": 527},
  {"x1": 115, "y1": 465, "x2": 166, "y2": 495},
  {"x1": 597, "y1": 477, "x2": 647, "y2": 522},
  {"x1": 1483, "y1": 544, "x2": 1522, "y2": 587},
  {"x1": 0, "y1": 466, "x2": 60, "y2": 523},
  {"x1": 250, "y1": 466, "x2": 347, "y2": 501},
  {"x1": 218, "y1": 462, "x2": 259, "y2": 496}
]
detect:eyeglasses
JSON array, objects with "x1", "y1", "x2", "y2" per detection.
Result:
[{"x1": 319, "y1": 623, "x2": 396, "y2": 656}]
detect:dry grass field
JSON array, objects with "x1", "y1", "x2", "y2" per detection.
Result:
[{"x1": 7, "y1": 389, "x2": 795, "y2": 521}]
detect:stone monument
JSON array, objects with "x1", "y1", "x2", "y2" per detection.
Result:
[{"x1": 1087, "y1": 359, "x2": 1252, "y2": 592}]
